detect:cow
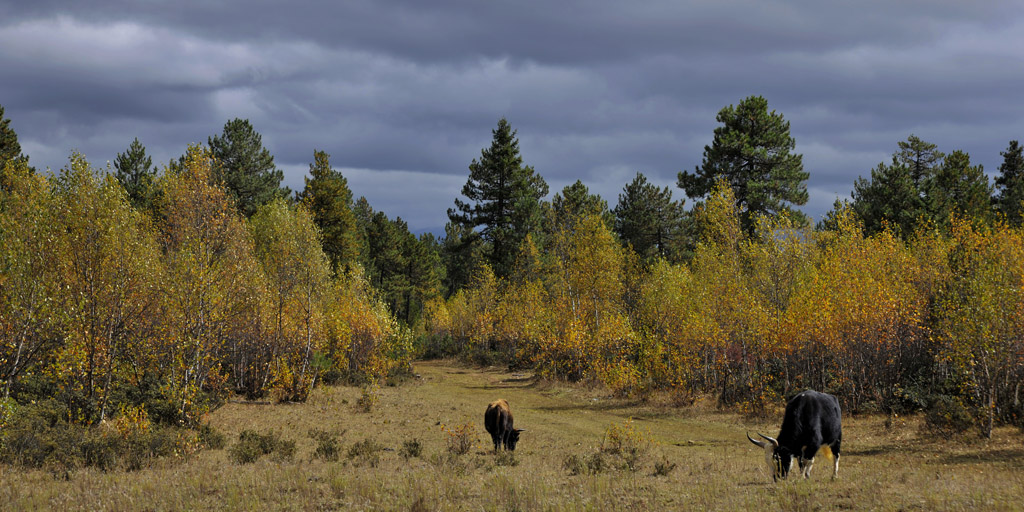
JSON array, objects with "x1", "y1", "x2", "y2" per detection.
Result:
[
  {"x1": 747, "y1": 390, "x2": 842, "y2": 482},
  {"x1": 484, "y1": 399, "x2": 524, "y2": 452}
]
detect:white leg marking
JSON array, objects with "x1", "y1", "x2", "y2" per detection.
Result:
[
  {"x1": 832, "y1": 454, "x2": 840, "y2": 479},
  {"x1": 803, "y1": 457, "x2": 814, "y2": 479}
]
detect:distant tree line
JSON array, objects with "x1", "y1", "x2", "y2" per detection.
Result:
[{"x1": 3, "y1": 96, "x2": 1024, "y2": 441}]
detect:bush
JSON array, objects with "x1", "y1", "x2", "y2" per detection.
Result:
[
  {"x1": 347, "y1": 438, "x2": 385, "y2": 467},
  {"x1": 653, "y1": 456, "x2": 677, "y2": 477},
  {"x1": 229, "y1": 430, "x2": 295, "y2": 464},
  {"x1": 0, "y1": 400, "x2": 194, "y2": 473},
  {"x1": 310, "y1": 428, "x2": 345, "y2": 461},
  {"x1": 563, "y1": 452, "x2": 607, "y2": 475},
  {"x1": 198, "y1": 422, "x2": 226, "y2": 450},
  {"x1": 442, "y1": 422, "x2": 476, "y2": 456},
  {"x1": 400, "y1": 438, "x2": 423, "y2": 459},
  {"x1": 924, "y1": 395, "x2": 973, "y2": 437},
  {"x1": 355, "y1": 386, "x2": 379, "y2": 413}
]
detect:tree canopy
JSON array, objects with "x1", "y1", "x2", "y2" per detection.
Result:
[
  {"x1": 677, "y1": 95, "x2": 808, "y2": 232},
  {"x1": 208, "y1": 118, "x2": 290, "y2": 217},
  {"x1": 448, "y1": 118, "x2": 548, "y2": 279}
]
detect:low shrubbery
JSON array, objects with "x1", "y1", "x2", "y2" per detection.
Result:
[{"x1": 228, "y1": 429, "x2": 296, "y2": 464}]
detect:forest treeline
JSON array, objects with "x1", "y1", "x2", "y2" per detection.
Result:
[{"x1": 2, "y1": 96, "x2": 1024, "y2": 446}]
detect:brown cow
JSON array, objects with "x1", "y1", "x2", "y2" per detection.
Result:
[{"x1": 484, "y1": 399, "x2": 524, "y2": 451}]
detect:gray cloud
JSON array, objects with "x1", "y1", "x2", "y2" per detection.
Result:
[{"x1": 2, "y1": 1, "x2": 1023, "y2": 233}]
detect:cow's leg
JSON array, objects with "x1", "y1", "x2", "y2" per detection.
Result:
[
  {"x1": 802, "y1": 457, "x2": 814, "y2": 479},
  {"x1": 491, "y1": 433, "x2": 501, "y2": 452},
  {"x1": 831, "y1": 439, "x2": 841, "y2": 480}
]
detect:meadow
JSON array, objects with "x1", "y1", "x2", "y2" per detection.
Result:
[{"x1": 2, "y1": 360, "x2": 1022, "y2": 511}]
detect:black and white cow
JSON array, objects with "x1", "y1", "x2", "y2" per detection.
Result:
[{"x1": 747, "y1": 390, "x2": 842, "y2": 481}]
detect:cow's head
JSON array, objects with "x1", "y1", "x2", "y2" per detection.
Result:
[
  {"x1": 747, "y1": 432, "x2": 794, "y2": 481},
  {"x1": 506, "y1": 428, "x2": 524, "y2": 451}
]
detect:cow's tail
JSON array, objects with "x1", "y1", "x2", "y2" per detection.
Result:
[{"x1": 819, "y1": 445, "x2": 834, "y2": 460}]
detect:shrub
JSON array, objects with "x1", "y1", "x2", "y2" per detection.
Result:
[
  {"x1": 229, "y1": 430, "x2": 295, "y2": 464},
  {"x1": 924, "y1": 395, "x2": 973, "y2": 437},
  {"x1": 563, "y1": 452, "x2": 607, "y2": 475},
  {"x1": 355, "y1": 386, "x2": 379, "y2": 413},
  {"x1": 347, "y1": 438, "x2": 385, "y2": 467},
  {"x1": 310, "y1": 428, "x2": 345, "y2": 461},
  {"x1": 653, "y1": 456, "x2": 677, "y2": 477},
  {"x1": 400, "y1": 438, "x2": 423, "y2": 459},
  {"x1": 198, "y1": 422, "x2": 226, "y2": 450},
  {"x1": 494, "y1": 450, "x2": 518, "y2": 467},
  {"x1": 442, "y1": 422, "x2": 476, "y2": 456}
]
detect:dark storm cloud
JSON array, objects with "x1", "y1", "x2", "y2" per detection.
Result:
[{"x1": 2, "y1": 1, "x2": 1023, "y2": 233}]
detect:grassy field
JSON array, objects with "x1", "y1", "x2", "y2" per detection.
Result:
[{"x1": 2, "y1": 360, "x2": 1023, "y2": 511}]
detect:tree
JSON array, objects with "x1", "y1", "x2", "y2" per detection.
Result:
[
  {"x1": 896, "y1": 135, "x2": 944, "y2": 188},
  {"x1": 50, "y1": 152, "x2": 163, "y2": 421},
  {"x1": 0, "y1": 104, "x2": 30, "y2": 169},
  {"x1": 250, "y1": 200, "x2": 331, "y2": 400},
  {"x1": 297, "y1": 150, "x2": 361, "y2": 273},
  {"x1": 448, "y1": 118, "x2": 549, "y2": 279},
  {"x1": 552, "y1": 180, "x2": 611, "y2": 232},
  {"x1": 208, "y1": 118, "x2": 290, "y2": 217},
  {"x1": 994, "y1": 140, "x2": 1024, "y2": 225},
  {"x1": 441, "y1": 221, "x2": 484, "y2": 296},
  {"x1": 850, "y1": 160, "x2": 921, "y2": 236},
  {"x1": 614, "y1": 172, "x2": 686, "y2": 261},
  {"x1": 114, "y1": 137, "x2": 156, "y2": 212},
  {"x1": 678, "y1": 96, "x2": 808, "y2": 232},
  {"x1": 926, "y1": 150, "x2": 991, "y2": 228},
  {"x1": 158, "y1": 144, "x2": 265, "y2": 421},
  {"x1": 0, "y1": 159, "x2": 54, "y2": 398}
]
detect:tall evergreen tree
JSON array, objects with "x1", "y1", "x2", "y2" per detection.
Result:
[
  {"x1": 677, "y1": 95, "x2": 808, "y2": 233},
  {"x1": 297, "y1": 150, "x2": 361, "y2": 273},
  {"x1": 895, "y1": 135, "x2": 944, "y2": 188},
  {"x1": 850, "y1": 160, "x2": 921, "y2": 236},
  {"x1": 994, "y1": 140, "x2": 1024, "y2": 225},
  {"x1": 0, "y1": 104, "x2": 30, "y2": 169},
  {"x1": 926, "y1": 150, "x2": 991, "y2": 227},
  {"x1": 208, "y1": 118, "x2": 290, "y2": 217},
  {"x1": 552, "y1": 180, "x2": 611, "y2": 231},
  {"x1": 113, "y1": 138, "x2": 156, "y2": 211},
  {"x1": 448, "y1": 118, "x2": 548, "y2": 278},
  {"x1": 441, "y1": 221, "x2": 484, "y2": 296},
  {"x1": 614, "y1": 172, "x2": 686, "y2": 261}
]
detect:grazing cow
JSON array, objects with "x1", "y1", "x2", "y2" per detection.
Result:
[
  {"x1": 484, "y1": 399, "x2": 524, "y2": 451},
  {"x1": 747, "y1": 390, "x2": 842, "y2": 481}
]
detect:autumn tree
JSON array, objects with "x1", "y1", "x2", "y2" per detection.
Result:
[
  {"x1": 449, "y1": 118, "x2": 549, "y2": 278},
  {"x1": 113, "y1": 137, "x2": 156, "y2": 212},
  {"x1": 0, "y1": 159, "x2": 55, "y2": 398},
  {"x1": 157, "y1": 144, "x2": 265, "y2": 420},
  {"x1": 678, "y1": 95, "x2": 808, "y2": 232},
  {"x1": 613, "y1": 172, "x2": 686, "y2": 261},
  {"x1": 297, "y1": 150, "x2": 361, "y2": 273},
  {"x1": 208, "y1": 118, "x2": 290, "y2": 217},
  {"x1": 250, "y1": 200, "x2": 331, "y2": 401},
  {"x1": 48, "y1": 153, "x2": 164, "y2": 421},
  {"x1": 994, "y1": 140, "x2": 1024, "y2": 225}
]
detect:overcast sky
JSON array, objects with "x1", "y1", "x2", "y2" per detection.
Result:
[{"x1": 2, "y1": 1, "x2": 1023, "y2": 234}]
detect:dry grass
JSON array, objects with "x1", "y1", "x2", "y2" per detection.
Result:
[{"x1": 2, "y1": 360, "x2": 1023, "y2": 510}]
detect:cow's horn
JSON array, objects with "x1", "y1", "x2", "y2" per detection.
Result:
[
  {"x1": 758, "y1": 433, "x2": 779, "y2": 447},
  {"x1": 746, "y1": 432, "x2": 768, "y2": 448}
]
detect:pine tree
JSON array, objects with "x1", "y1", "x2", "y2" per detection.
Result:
[
  {"x1": 448, "y1": 118, "x2": 548, "y2": 279},
  {"x1": 614, "y1": 172, "x2": 686, "y2": 261},
  {"x1": 441, "y1": 221, "x2": 484, "y2": 296},
  {"x1": 677, "y1": 95, "x2": 808, "y2": 233},
  {"x1": 994, "y1": 140, "x2": 1024, "y2": 226},
  {"x1": 0, "y1": 104, "x2": 30, "y2": 169},
  {"x1": 208, "y1": 118, "x2": 290, "y2": 217},
  {"x1": 896, "y1": 135, "x2": 944, "y2": 188},
  {"x1": 850, "y1": 160, "x2": 922, "y2": 236},
  {"x1": 927, "y1": 150, "x2": 991, "y2": 227},
  {"x1": 113, "y1": 138, "x2": 156, "y2": 211},
  {"x1": 552, "y1": 180, "x2": 611, "y2": 231},
  {"x1": 297, "y1": 150, "x2": 361, "y2": 273}
]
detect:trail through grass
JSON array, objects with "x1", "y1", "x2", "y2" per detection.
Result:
[{"x1": 2, "y1": 360, "x2": 1023, "y2": 510}]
